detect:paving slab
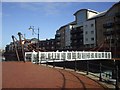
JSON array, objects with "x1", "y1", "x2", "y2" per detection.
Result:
[{"x1": 2, "y1": 61, "x2": 107, "y2": 89}]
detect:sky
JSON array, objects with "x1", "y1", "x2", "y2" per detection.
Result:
[{"x1": 1, "y1": 1, "x2": 117, "y2": 49}]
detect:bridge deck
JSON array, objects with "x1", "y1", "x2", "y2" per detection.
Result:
[{"x1": 2, "y1": 61, "x2": 106, "y2": 89}]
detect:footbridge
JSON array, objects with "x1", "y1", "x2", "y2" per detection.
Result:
[{"x1": 25, "y1": 51, "x2": 112, "y2": 63}]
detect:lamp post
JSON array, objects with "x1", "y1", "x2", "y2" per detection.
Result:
[{"x1": 29, "y1": 26, "x2": 40, "y2": 63}]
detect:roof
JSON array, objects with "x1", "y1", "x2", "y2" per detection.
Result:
[
  {"x1": 67, "y1": 21, "x2": 76, "y2": 25},
  {"x1": 88, "y1": 2, "x2": 120, "y2": 20},
  {"x1": 88, "y1": 11, "x2": 107, "y2": 20},
  {"x1": 74, "y1": 9, "x2": 99, "y2": 16}
]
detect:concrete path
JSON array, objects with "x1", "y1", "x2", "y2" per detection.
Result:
[{"x1": 2, "y1": 62, "x2": 107, "y2": 89}]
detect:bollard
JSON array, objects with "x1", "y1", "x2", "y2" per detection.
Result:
[
  {"x1": 63, "y1": 59, "x2": 66, "y2": 69},
  {"x1": 46, "y1": 58, "x2": 48, "y2": 66},
  {"x1": 87, "y1": 61, "x2": 89, "y2": 75},
  {"x1": 115, "y1": 65, "x2": 119, "y2": 90},
  {"x1": 53, "y1": 58, "x2": 55, "y2": 68},
  {"x1": 99, "y1": 63, "x2": 102, "y2": 81},
  {"x1": 74, "y1": 58, "x2": 77, "y2": 71}
]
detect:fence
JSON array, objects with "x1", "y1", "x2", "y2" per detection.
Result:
[
  {"x1": 25, "y1": 51, "x2": 119, "y2": 89},
  {"x1": 25, "y1": 51, "x2": 112, "y2": 63}
]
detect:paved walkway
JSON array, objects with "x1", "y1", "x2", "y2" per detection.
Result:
[{"x1": 2, "y1": 62, "x2": 107, "y2": 89}]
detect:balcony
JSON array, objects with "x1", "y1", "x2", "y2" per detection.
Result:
[
  {"x1": 71, "y1": 29, "x2": 83, "y2": 34},
  {"x1": 71, "y1": 36, "x2": 77, "y2": 40},
  {"x1": 115, "y1": 12, "x2": 120, "y2": 17},
  {"x1": 106, "y1": 39, "x2": 114, "y2": 43},
  {"x1": 55, "y1": 33, "x2": 61, "y2": 37},
  {"x1": 71, "y1": 35, "x2": 83, "y2": 40},
  {"x1": 103, "y1": 23, "x2": 114, "y2": 28},
  {"x1": 116, "y1": 29, "x2": 120, "y2": 34},
  {"x1": 115, "y1": 20, "x2": 120, "y2": 25},
  {"x1": 104, "y1": 30, "x2": 115, "y2": 36}
]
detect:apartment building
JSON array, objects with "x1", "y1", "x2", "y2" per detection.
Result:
[
  {"x1": 71, "y1": 9, "x2": 98, "y2": 50},
  {"x1": 55, "y1": 25, "x2": 66, "y2": 50},
  {"x1": 39, "y1": 39, "x2": 56, "y2": 51},
  {"x1": 86, "y1": 2, "x2": 120, "y2": 57},
  {"x1": 102, "y1": 2, "x2": 120, "y2": 57},
  {"x1": 65, "y1": 21, "x2": 76, "y2": 50}
]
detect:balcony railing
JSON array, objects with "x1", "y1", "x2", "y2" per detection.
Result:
[
  {"x1": 103, "y1": 23, "x2": 114, "y2": 28},
  {"x1": 115, "y1": 20, "x2": 120, "y2": 25},
  {"x1": 115, "y1": 12, "x2": 120, "y2": 17},
  {"x1": 104, "y1": 30, "x2": 115, "y2": 36},
  {"x1": 71, "y1": 29, "x2": 83, "y2": 34}
]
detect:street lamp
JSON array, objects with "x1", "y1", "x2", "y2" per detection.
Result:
[{"x1": 29, "y1": 26, "x2": 40, "y2": 63}]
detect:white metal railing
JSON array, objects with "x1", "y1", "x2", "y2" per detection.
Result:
[{"x1": 25, "y1": 51, "x2": 112, "y2": 63}]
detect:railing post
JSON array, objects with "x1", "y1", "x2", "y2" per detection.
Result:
[
  {"x1": 115, "y1": 65, "x2": 119, "y2": 90},
  {"x1": 99, "y1": 63, "x2": 102, "y2": 81},
  {"x1": 46, "y1": 52, "x2": 48, "y2": 66},
  {"x1": 87, "y1": 61, "x2": 89, "y2": 75},
  {"x1": 74, "y1": 58, "x2": 77, "y2": 71},
  {"x1": 63, "y1": 58, "x2": 65, "y2": 69},
  {"x1": 40, "y1": 52, "x2": 42, "y2": 64},
  {"x1": 53, "y1": 52, "x2": 55, "y2": 68}
]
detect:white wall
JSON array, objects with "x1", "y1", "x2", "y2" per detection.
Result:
[
  {"x1": 87, "y1": 10, "x2": 98, "y2": 19},
  {"x1": 83, "y1": 19, "x2": 96, "y2": 46}
]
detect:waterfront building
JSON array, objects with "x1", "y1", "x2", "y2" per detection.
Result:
[
  {"x1": 64, "y1": 21, "x2": 76, "y2": 50},
  {"x1": 102, "y1": 2, "x2": 120, "y2": 57},
  {"x1": 71, "y1": 9, "x2": 98, "y2": 50},
  {"x1": 55, "y1": 25, "x2": 66, "y2": 50}
]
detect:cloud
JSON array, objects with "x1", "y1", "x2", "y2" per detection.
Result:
[{"x1": 18, "y1": 2, "x2": 72, "y2": 15}]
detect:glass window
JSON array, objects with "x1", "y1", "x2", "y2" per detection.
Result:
[
  {"x1": 91, "y1": 38, "x2": 94, "y2": 41},
  {"x1": 91, "y1": 24, "x2": 94, "y2": 27},
  {"x1": 91, "y1": 31, "x2": 94, "y2": 34}
]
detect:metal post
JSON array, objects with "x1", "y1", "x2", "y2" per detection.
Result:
[
  {"x1": 99, "y1": 63, "x2": 102, "y2": 81},
  {"x1": 29, "y1": 26, "x2": 40, "y2": 64},
  {"x1": 87, "y1": 61, "x2": 89, "y2": 75},
  {"x1": 53, "y1": 53, "x2": 55, "y2": 68},
  {"x1": 74, "y1": 58, "x2": 77, "y2": 71},
  {"x1": 37, "y1": 28, "x2": 39, "y2": 64},
  {"x1": 63, "y1": 58, "x2": 65, "y2": 69},
  {"x1": 115, "y1": 65, "x2": 119, "y2": 90}
]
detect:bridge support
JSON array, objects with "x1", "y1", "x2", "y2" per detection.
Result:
[
  {"x1": 115, "y1": 65, "x2": 119, "y2": 90},
  {"x1": 87, "y1": 61, "x2": 89, "y2": 75},
  {"x1": 99, "y1": 63, "x2": 102, "y2": 81}
]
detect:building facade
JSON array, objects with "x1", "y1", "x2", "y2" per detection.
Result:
[
  {"x1": 71, "y1": 9, "x2": 98, "y2": 50},
  {"x1": 55, "y1": 26, "x2": 66, "y2": 50},
  {"x1": 83, "y1": 19, "x2": 96, "y2": 49},
  {"x1": 102, "y1": 2, "x2": 120, "y2": 57}
]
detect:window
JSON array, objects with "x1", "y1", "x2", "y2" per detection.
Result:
[
  {"x1": 91, "y1": 31, "x2": 94, "y2": 34},
  {"x1": 91, "y1": 38, "x2": 94, "y2": 41},
  {"x1": 85, "y1": 31, "x2": 88, "y2": 34},
  {"x1": 85, "y1": 25, "x2": 87, "y2": 27},
  {"x1": 91, "y1": 24, "x2": 94, "y2": 27}
]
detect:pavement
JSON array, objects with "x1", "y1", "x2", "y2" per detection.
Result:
[{"x1": 2, "y1": 61, "x2": 108, "y2": 89}]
